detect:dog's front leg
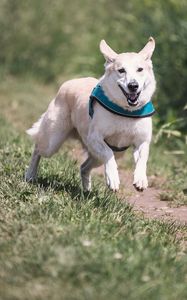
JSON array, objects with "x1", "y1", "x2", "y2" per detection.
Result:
[
  {"x1": 87, "y1": 131, "x2": 120, "y2": 191},
  {"x1": 133, "y1": 142, "x2": 150, "y2": 191}
]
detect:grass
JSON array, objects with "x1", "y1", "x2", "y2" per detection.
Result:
[{"x1": 0, "y1": 77, "x2": 187, "y2": 300}]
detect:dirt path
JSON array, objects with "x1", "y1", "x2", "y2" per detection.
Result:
[
  {"x1": 71, "y1": 143, "x2": 187, "y2": 226},
  {"x1": 120, "y1": 172, "x2": 187, "y2": 225}
]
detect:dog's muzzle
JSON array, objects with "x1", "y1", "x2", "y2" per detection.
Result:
[{"x1": 118, "y1": 84, "x2": 141, "y2": 107}]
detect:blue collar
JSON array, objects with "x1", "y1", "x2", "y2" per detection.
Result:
[{"x1": 89, "y1": 84, "x2": 155, "y2": 118}]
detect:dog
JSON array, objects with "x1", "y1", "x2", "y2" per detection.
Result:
[{"x1": 25, "y1": 37, "x2": 156, "y2": 192}]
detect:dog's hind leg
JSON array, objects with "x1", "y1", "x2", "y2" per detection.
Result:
[
  {"x1": 80, "y1": 154, "x2": 102, "y2": 191},
  {"x1": 26, "y1": 98, "x2": 73, "y2": 181},
  {"x1": 25, "y1": 145, "x2": 41, "y2": 182}
]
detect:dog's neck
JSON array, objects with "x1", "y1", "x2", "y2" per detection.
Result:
[
  {"x1": 89, "y1": 84, "x2": 155, "y2": 119},
  {"x1": 99, "y1": 74, "x2": 156, "y2": 112}
]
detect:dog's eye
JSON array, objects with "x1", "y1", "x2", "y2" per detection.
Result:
[
  {"x1": 137, "y1": 67, "x2": 143, "y2": 72},
  {"x1": 118, "y1": 68, "x2": 126, "y2": 74}
]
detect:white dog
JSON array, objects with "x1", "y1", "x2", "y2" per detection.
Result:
[{"x1": 25, "y1": 37, "x2": 156, "y2": 192}]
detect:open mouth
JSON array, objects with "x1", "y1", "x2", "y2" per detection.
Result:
[{"x1": 118, "y1": 84, "x2": 141, "y2": 107}]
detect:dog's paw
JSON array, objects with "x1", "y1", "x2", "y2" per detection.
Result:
[
  {"x1": 81, "y1": 172, "x2": 91, "y2": 192},
  {"x1": 105, "y1": 162, "x2": 120, "y2": 191},
  {"x1": 25, "y1": 168, "x2": 38, "y2": 183},
  {"x1": 133, "y1": 172, "x2": 148, "y2": 191}
]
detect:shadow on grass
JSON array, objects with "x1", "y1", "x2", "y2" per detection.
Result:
[
  {"x1": 34, "y1": 174, "x2": 98, "y2": 201},
  {"x1": 25, "y1": 173, "x2": 133, "y2": 214}
]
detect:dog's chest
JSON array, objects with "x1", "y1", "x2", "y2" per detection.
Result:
[{"x1": 101, "y1": 115, "x2": 152, "y2": 148}]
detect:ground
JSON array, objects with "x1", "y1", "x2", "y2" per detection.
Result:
[{"x1": 0, "y1": 77, "x2": 187, "y2": 300}]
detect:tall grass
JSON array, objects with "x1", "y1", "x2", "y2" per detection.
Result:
[{"x1": 0, "y1": 0, "x2": 187, "y2": 124}]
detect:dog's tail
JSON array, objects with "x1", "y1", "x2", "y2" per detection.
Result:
[{"x1": 26, "y1": 112, "x2": 45, "y2": 142}]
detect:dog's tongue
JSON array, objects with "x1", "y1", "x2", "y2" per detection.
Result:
[{"x1": 129, "y1": 93, "x2": 137, "y2": 101}]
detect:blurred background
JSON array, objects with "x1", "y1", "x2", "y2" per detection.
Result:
[{"x1": 0, "y1": 0, "x2": 186, "y2": 130}]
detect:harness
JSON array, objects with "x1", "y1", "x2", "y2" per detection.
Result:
[{"x1": 89, "y1": 84, "x2": 155, "y2": 152}]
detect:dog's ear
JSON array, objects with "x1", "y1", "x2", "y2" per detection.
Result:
[
  {"x1": 100, "y1": 40, "x2": 117, "y2": 63},
  {"x1": 139, "y1": 37, "x2": 155, "y2": 60}
]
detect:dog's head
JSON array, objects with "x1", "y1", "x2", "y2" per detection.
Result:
[{"x1": 100, "y1": 38, "x2": 156, "y2": 110}]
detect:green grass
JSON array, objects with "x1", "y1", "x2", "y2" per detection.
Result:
[
  {"x1": 0, "y1": 77, "x2": 187, "y2": 300},
  {"x1": 148, "y1": 141, "x2": 187, "y2": 206}
]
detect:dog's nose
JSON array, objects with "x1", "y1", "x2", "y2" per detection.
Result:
[{"x1": 128, "y1": 81, "x2": 139, "y2": 92}]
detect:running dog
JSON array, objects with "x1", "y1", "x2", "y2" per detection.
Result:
[{"x1": 25, "y1": 37, "x2": 156, "y2": 191}]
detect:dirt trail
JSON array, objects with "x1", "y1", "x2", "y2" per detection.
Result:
[
  {"x1": 94, "y1": 166, "x2": 187, "y2": 225},
  {"x1": 119, "y1": 171, "x2": 187, "y2": 225},
  {"x1": 71, "y1": 144, "x2": 187, "y2": 225}
]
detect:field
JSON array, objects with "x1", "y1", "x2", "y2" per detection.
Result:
[
  {"x1": 0, "y1": 77, "x2": 187, "y2": 300},
  {"x1": 0, "y1": 0, "x2": 187, "y2": 299}
]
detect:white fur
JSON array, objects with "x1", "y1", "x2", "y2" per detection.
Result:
[{"x1": 25, "y1": 38, "x2": 156, "y2": 192}]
